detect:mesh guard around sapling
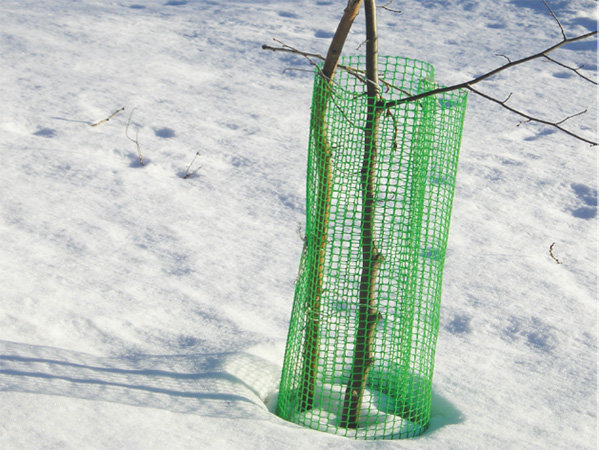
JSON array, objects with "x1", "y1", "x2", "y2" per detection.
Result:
[{"x1": 276, "y1": 56, "x2": 467, "y2": 439}]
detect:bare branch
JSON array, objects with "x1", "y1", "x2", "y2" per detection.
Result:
[
  {"x1": 378, "y1": 29, "x2": 598, "y2": 145},
  {"x1": 382, "y1": 30, "x2": 597, "y2": 109},
  {"x1": 543, "y1": 54, "x2": 598, "y2": 85},
  {"x1": 262, "y1": 3, "x2": 598, "y2": 146},
  {"x1": 262, "y1": 41, "x2": 324, "y2": 60},
  {"x1": 466, "y1": 86, "x2": 597, "y2": 146},
  {"x1": 540, "y1": 0, "x2": 566, "y2": 41},
  {"x1": 263, "y1": 39, "x2": 397, "y2": 95}
]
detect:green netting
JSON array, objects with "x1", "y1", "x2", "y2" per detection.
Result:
[{"x1": 276, "y1": 56, "x2": 467, "y2": 440}]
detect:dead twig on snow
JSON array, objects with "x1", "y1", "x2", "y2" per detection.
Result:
[
  {"x1": 91, "y1": 107, "x2": 124, "y2": 127},
  {"x1": 183, "y1": 152, "x2": 202, "y2": 178},
  {"x1": 549, "y1": 242, "x2": 562, "y2": 264},
  {"x1": 125, "y1": 108, "x2": 144, "y2": 166}
]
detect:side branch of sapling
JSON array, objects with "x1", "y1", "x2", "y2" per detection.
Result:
[
  {"x1": 263, "y1": 26, "x2": 597, "y2": 146},
  {"x1": 466, "y1": 86, "x2": 596, "y2": 146},
  {"x1": 379, "y1": 26, "x2": 598, "y2": 146},
  {"x1": 382, "y1": 30, "x2": 598, "y2": 109},
  {"x1": 542, "y1": 55, "x2": 597, "y2": 85}
]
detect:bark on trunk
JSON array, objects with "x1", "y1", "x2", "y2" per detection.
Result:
[
  {"x1": 299, "y1": 0, "x2": 364, "y2": 412},
  {"x1": 340, "y1": 0, "x2": 381, "y2": 429}
]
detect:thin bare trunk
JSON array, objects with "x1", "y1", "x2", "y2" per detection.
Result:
[
  {"x1": 340, "y1": 0, "x2": 381, "y2": 429},
  {"x1": 299, "y1": 0, "x2": 364, "y2": 412}
]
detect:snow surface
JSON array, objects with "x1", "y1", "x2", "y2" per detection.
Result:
[{"x1": 0, "y1": 0, "x2": 597, "y2": 448}]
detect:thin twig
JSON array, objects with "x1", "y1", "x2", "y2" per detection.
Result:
[
  {"x1": 262, "y1": 41, "x2": 325, "y2": 61},
  {"x1": 91, "y1": 107, "x2": 124, "y2": 127},
  {"x1": 264, "y1": 39, "x2": 400, "y2": 97},
  {"x1": 555, "y1": 109, "x2": 587, "y2": 125},
  {"x1": 271, "y1": 39, "x2": 326, "y2": 74},
  {"x1": 282, "y1": 67, "x2": 315, "y2": 75},
  {"x1": 543, "y1": 55, "x2": 598, "y2": 85},
  {"x1": 125, "y1": 108, "x2": 144, "y2": 165},
  {"x1": 328, "y1": 91, "x2": 364, "y2": 129},
  {"x1": 378, "y1": 75, "x2": 420, "y2": 100},
  {"x1": 269, "y1": 39, "x2": 355, "y2": 95},
  {"x1": 549, "y1": 242, "x2": 562, "y2": 264},
  {"x1": 386, "y1": 109, "x2": 398, "y2": 152},
  {"x1": 356, "y1": 38, "x2": 368, "y2": 51},
  {"x1": 378, "y1": 0, "x2": 401, "y2": 13},
  {"x1": 467, "y1": 86, "x2": 597, "y2": 146},
  {"x1": 540, "y1": 0, "x2": 566, "y2": 40},
  {"x1": 183, "y1": 152, "x2": 201, "y2": 178},
  {"x1": 496, "y1": 53, "x2": 512, "y2": 64}
]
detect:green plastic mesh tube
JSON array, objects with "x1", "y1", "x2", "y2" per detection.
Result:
[{"x1": 277, "y1": 56, "x2": 467, "y2": 440}]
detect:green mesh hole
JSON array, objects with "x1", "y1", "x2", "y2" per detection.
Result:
[{"x1": 277, "y1": 56, "x2": 467, "y2": 440}]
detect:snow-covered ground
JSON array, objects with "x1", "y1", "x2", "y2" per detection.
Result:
[{"x1": 0, "y1": 0, "x2": 597, "y2": 448}]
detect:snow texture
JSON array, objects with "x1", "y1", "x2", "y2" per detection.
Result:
[{"x1": 0, "y1": 0, "x2": 597, "y2": 448}]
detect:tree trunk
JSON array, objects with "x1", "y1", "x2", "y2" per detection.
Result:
[
  {"x1": 340, "y1": 0, "x2": 381, "y2": 429},
  {"x1": 299, "y1": 0, "x2": 364, "y2": 412}
]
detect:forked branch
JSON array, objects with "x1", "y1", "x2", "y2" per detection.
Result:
[
  {"x1": 263, "y1": 9, "x2": 598, "y2": 146},
  {"x1": 542, "y1": 54, "x2": 598, "y2": 85},
  {"x1": 380, "y1": 30, "x2": 597, "y2": 105},
  {"x1": 467, "y1": 86, "x2": 596, "y2": 145}
]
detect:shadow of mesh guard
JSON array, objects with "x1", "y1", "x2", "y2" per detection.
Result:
[{"x1": 276, "y1": 56, "x2": 467, "y2": 440}]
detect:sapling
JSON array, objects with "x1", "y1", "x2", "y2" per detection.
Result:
[{"x1": 264, "y1": 0, "x2": 597, "y2": 432}]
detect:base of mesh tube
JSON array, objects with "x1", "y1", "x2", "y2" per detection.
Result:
[{"x1": 286, "y1": 382, "x2": 428, "y2": 439}]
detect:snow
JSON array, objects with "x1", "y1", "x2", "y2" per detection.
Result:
[{"x1": 0, "y1": 0, "x2": 597, "y2": 448}]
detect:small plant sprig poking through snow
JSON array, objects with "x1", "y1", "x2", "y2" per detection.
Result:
[
  {"x1": 125, "y1": 108, "x2": 144, "y2": 166},
  {"x1": 90, "y1": 107, "x2": 125, "y2": 127},
  {"x1": 549, "y1": 242, "x2": 562, "y2": 264},
  {"x1": 183, "y1": 152, "x2": 202, "y2": 178}
]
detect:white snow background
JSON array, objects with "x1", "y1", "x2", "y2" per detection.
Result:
[{"x1": 0, "y1": 0, "x2": 597, "y2": 448}]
